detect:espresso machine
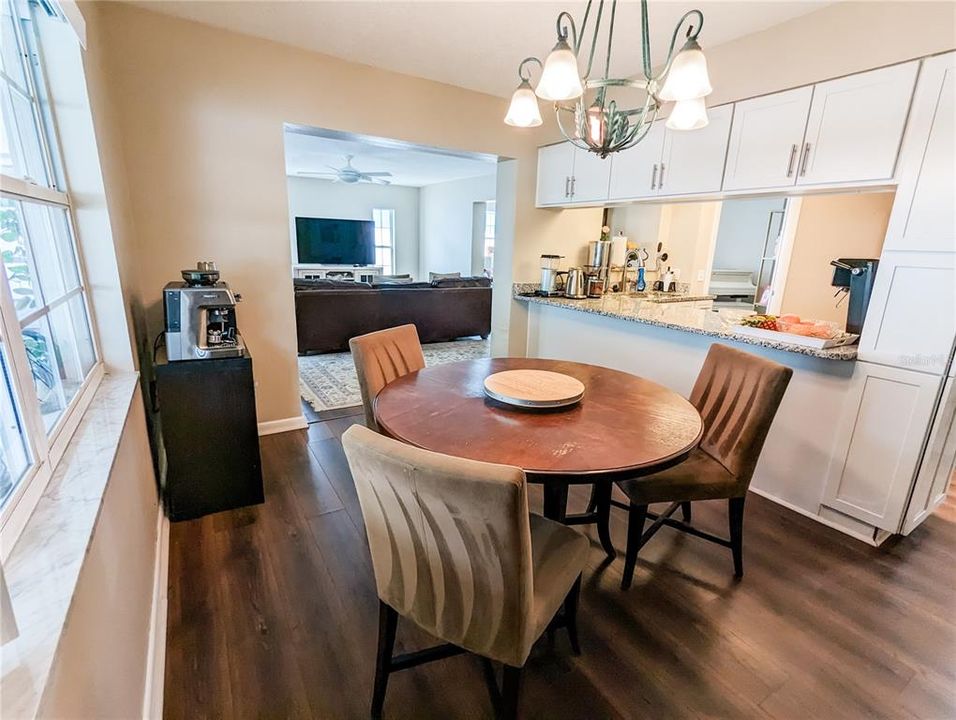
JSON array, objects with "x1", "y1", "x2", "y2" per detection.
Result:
[{"x1": 164, "y1": 262, "x2": 245, "y2": 361}]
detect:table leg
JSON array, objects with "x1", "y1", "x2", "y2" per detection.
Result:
[
  {"x1": 543, "y1": 482, "x2": 569, "y2": 523},
  {"x1": 593, "y1": 483, "x2": 616, "y2": 560}
]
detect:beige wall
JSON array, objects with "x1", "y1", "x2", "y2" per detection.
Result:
[
  {"x1": 38, "y1": 388, "x2": 159, "y2": 719},
  {"x1": 81, "y1": 2, "x2": 601, "y2": 424},
  {"x1": 704, "y1": 2, "x2": 956, "y2": 107},
  {"x1": 780, "y1": 192, "x2": 894, "y2": 325}
]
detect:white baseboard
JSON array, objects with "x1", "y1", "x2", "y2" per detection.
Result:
[
  {"x1": 257, "y1": 415, "x2": 308, "y2": 436},
  {"x1": 142, "y1": 508, "x2": 169, "y2": 720},
  {"x1": 748, "y1": 487, "x2": 881, "y2": 546}
]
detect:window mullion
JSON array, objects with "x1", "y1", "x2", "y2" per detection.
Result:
[{"x1": 0, "y1": 265, "x2": 49, "y2": 464}]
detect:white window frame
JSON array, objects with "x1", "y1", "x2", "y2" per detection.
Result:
[
  {"x1": 0, "y1": 0, "x2": 103, "y2": 555},
  {"x1": 372, "y1": 208, "x2": 396, "y2": 275},
  {"x1": 483, "y1": 200, "x2": 495, "y2": 275}
]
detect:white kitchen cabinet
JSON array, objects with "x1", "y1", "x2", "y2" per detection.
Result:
[
  {"x1": 536, "y1": 142, "x2": 574, "y2": 206},
  {"x1": 658, "y1": 104, "x2": 732, "y2": 196},
  {"x1": 823, "y1": 362, "x2": 942, "y2": 531},
  {"x1": 607, "y1": 121, "x2": 666, "y2": 201},
  {"x1": 884, "y1": 52, "x2": 956, "y2": 253},
  {"x1": 723, "y1": 86, "x2": 813, "y2": 191},
  {"x1": 797, "y1": 62, "x2": 918, "y2": 186},
  {"x1": 902, "y1": 376, "x2": 956, "y2": 534},
  {"x1": 569, "y1": 146, "x2": 612, "y2": 203},
  {"x1": 858, "y1": 250, "x2": 956, "y2": 374}
]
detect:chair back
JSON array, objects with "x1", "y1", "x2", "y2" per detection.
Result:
[
  {"x1": 350, "y1": 324, "x2": 425, "y2": 432},
  {"x1": 342, "y1": 425, "x2": 535, "y2": 665},
  {"x1": 690, "y1": 343, "x2": 792, "y2": 484}
]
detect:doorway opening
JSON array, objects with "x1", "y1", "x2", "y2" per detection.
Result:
[{"x1": 282, "y1": 125, "x2": 504, "y2": 419}]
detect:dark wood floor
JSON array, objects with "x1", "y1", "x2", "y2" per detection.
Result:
[{"x1": 164, "y1": 411, "x2": 956, "y2": 720}]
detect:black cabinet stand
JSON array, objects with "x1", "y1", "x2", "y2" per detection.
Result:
[{"x1": 155, "y1": 350, "x2": 263, "y2": 521}]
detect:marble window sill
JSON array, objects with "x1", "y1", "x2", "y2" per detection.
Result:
[{"x1": 1, "y1": 373, "x2": 139, "y2": 720}]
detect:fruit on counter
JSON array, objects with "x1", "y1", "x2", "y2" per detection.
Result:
[
  {"x1": 745, "y1": 313, "x2": 843, "y2": 339},
  {"x1": 740, "y1": 314, "x2": 779, "y2": 331}
]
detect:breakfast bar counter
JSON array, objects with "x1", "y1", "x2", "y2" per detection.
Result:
[
  {"x1": 514, "y1": 293, "x2": 859, "y2": 361},
  {"x1": 515, "y1": 289, "x2": 891, "y2": 547}
]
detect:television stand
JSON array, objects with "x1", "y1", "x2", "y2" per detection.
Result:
[{"x1": 293, "y1": 264, "x2": 383, "y2": 283}]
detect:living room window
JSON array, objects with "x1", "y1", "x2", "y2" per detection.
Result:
[
  {"x1": 372, "y1": 208, "x2": 395, "y2": 275},
  {"x1": 483, "y1": 200, "x2": 495, "y2": 275},
  {"x1": 0, "y1": 0, "x2": 101, "y2": 533}
]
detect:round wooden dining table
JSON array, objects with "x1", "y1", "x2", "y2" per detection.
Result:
[{"x1": 373, "y1": 357, "x2": 703, "y2": 559}]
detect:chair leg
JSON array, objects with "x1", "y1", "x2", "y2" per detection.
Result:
[
  {"x1": 371, "y1": 601, "x2": 398, "y2": 719},
  {"x1": 585, "y1": 483, "x2": 599, "y2": 514},
  {"x1": 621, "y1": 503, "x2": 648, "y2": 591},
  {"x1": 680, "y1": 501, "x2": 692, "y2": 523},
  {"x1": 500, "y1": 665, "x2": 523, "y2": 720},
  {"x1": 729, "y1": 496, "x2": 745, "y2": 579},
  {"x1": 564, "y1": 575, "x2": 582, "y2": 655}
]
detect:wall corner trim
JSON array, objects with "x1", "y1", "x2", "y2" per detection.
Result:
[
  {"x1": 142, "y1": 507, "x2": 169, "y2": 720},
  {"x1": 257, "y1": 415, "x2": 309, "y2": 436}
]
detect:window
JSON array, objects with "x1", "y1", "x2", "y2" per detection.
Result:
[
  {"x1": 482, "y1": 200, "x2": 495, "y2": 275},
  {"x1": 372, "y1": 208, "x2": 395, "y2": 275},
  {"x1": 0, "y1": 0, "x2": 100, "y2": 528}
]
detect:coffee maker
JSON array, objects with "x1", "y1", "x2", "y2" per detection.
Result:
[
  {"x1": 830, "y1": 258, "x2": 879, "y2": 335},
  {"x1": 164, "y1": 262, "x2": 245, "y2": 361},
  {"x1": 538, "y1": 254, "x2": 567, "y2": 296}
]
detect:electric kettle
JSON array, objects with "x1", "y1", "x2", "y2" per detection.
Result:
[{"x1": 564, "y1": 267, "x2": 588, "y2": 299}]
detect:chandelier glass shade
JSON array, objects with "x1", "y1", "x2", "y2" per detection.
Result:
[{"x1": 504, "y1": 0, "x2": 713, "y2": 157}]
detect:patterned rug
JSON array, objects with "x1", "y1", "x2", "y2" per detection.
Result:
[{"x1": 299, "y1": 337, "x2": 491, "y2": 412}]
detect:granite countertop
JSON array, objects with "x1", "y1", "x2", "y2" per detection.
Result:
[{"x1": 515, "y1": 292, "x2": 859, "y2": 361}]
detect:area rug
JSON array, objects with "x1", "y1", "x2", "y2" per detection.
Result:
[{"x1": 299, "y1": 337, "x2": 490, "y2": 412}]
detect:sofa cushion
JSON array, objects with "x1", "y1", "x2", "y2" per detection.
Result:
[
  {"x1": 294, "y1": 278, "x2": 373, "y2": 291},
  {"x1": 429, "y1": 271, "x2": 461, "y2": 282},
  {"x1": 378, "y1": 281, "x2": 433, "y2": 290},
  {"x1": 431, "y1": 276, "x2": 492, "y2": 289}
]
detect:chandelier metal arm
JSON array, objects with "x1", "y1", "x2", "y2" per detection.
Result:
[
  {"x1": 517, "y1": 57, "x2": 542, "y2": 82},
  {"x1": 553, "y1": 104, "x2": 593, "y2": 152},
  {"x1": 556, "y1": 11, "x2": 578, "y2": 49},
  {"x1": 581, "y1": 1, "x2": 603, "y2": 80},
  {"x1": 654, "y1": 10, "x2": 705, "y2": 83}
]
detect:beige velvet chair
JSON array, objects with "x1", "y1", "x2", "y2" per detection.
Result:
[
  {"x1": 611, "y1": 343, "x2": 792, "y2": 590},
  {"x1": 349, "y1": 324, "x2": 426, "y2": 432},
  {"x1": 342, "y1": 425, "x2": 590, "y2": 720}
]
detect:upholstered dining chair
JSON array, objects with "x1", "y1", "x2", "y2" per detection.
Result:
[
  {"x1": 611, "y1": 343, "x2": 792, "y2": 590},
  {"x1": 350, "y1": 324, "x2": 425, "y2": 432},
  {"x1": 342, "y1": 425, "x2": 590, "y2": 720}
]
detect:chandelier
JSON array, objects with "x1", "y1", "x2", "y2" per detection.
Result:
[{"x1": 504, "y1": 0, "x2": 713, "y2": 157}]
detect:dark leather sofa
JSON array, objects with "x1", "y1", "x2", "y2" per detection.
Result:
[{"x1": 294, "y1": 278, "x2": 492, "y2": 354}]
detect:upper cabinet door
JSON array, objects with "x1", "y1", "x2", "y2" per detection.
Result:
[
  {"x1": 884, "y1": 52, "x2": 956, "y2": 253},
  {"x1": 658, "y1": 104, "x2": 733, "y2": 196},
  {"x1": 607, "y1": 121, "x2": 666, "y2": 201},
  {"x1": 797, "y1": 62, "x2": 918, "y2": 186},
  {"x1": 570, "y1": 146, "x2": 612, "y2": 203},
  {"x1": 723, "y1": 86, "x2": 813, "y2": 192},
  {"x1": 536, "y1": 143, "x2": 574, "y2": 207}
]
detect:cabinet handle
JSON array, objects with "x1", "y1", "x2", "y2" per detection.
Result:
[
  {"x1": 564, "y1": 176, "x2": 570, "y2": 198},
  {"x1": 651, "y1": 163, "x2": 658, "y2": 190},
  {"x1": 570, "y1": 176, "x2": 576, "y2": 197},
  {"x1": 799, "y1": 142, "x2": 811, "y2": 176},
  {"x1": 786, "y1": 144, "x2": 798, "y2": 177},
  {"x1": 659, "y1": 163, "x2": 666, "y2": 190}
]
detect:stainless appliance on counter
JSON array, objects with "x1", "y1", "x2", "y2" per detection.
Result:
[
  {"x1": 164, "y1": 262, "x2": 245, "y2": 361},
  {"x1": 585, "y1": 239, "x2": 613, "y2": 295},
  {"x1": 538, "y1": 254, "x2": 568, "y2": 297},
  {"x1": 564, "y1": 267, "x2": 588, "y2": 299}
]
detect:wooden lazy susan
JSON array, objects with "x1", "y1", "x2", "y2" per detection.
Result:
[{"x1": 482, "y1": 369, "x2": 585, "y2": 409}]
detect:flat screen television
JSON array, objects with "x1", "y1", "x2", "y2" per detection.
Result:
[{"x1": 295, "y1": 217, "x2": 375, "y2": 265}]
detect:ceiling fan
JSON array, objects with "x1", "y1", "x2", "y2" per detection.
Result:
[{"x1": 297, "y1": 155, "x2": 392, "y2": 184}]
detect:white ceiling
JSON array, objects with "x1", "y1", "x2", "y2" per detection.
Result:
[
  {"x1": 284, "y1": 127, "x2": 497, "y2": 186},
  {"x1": 131, "y1": 1, "x2": 832, "y2": 98}
]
